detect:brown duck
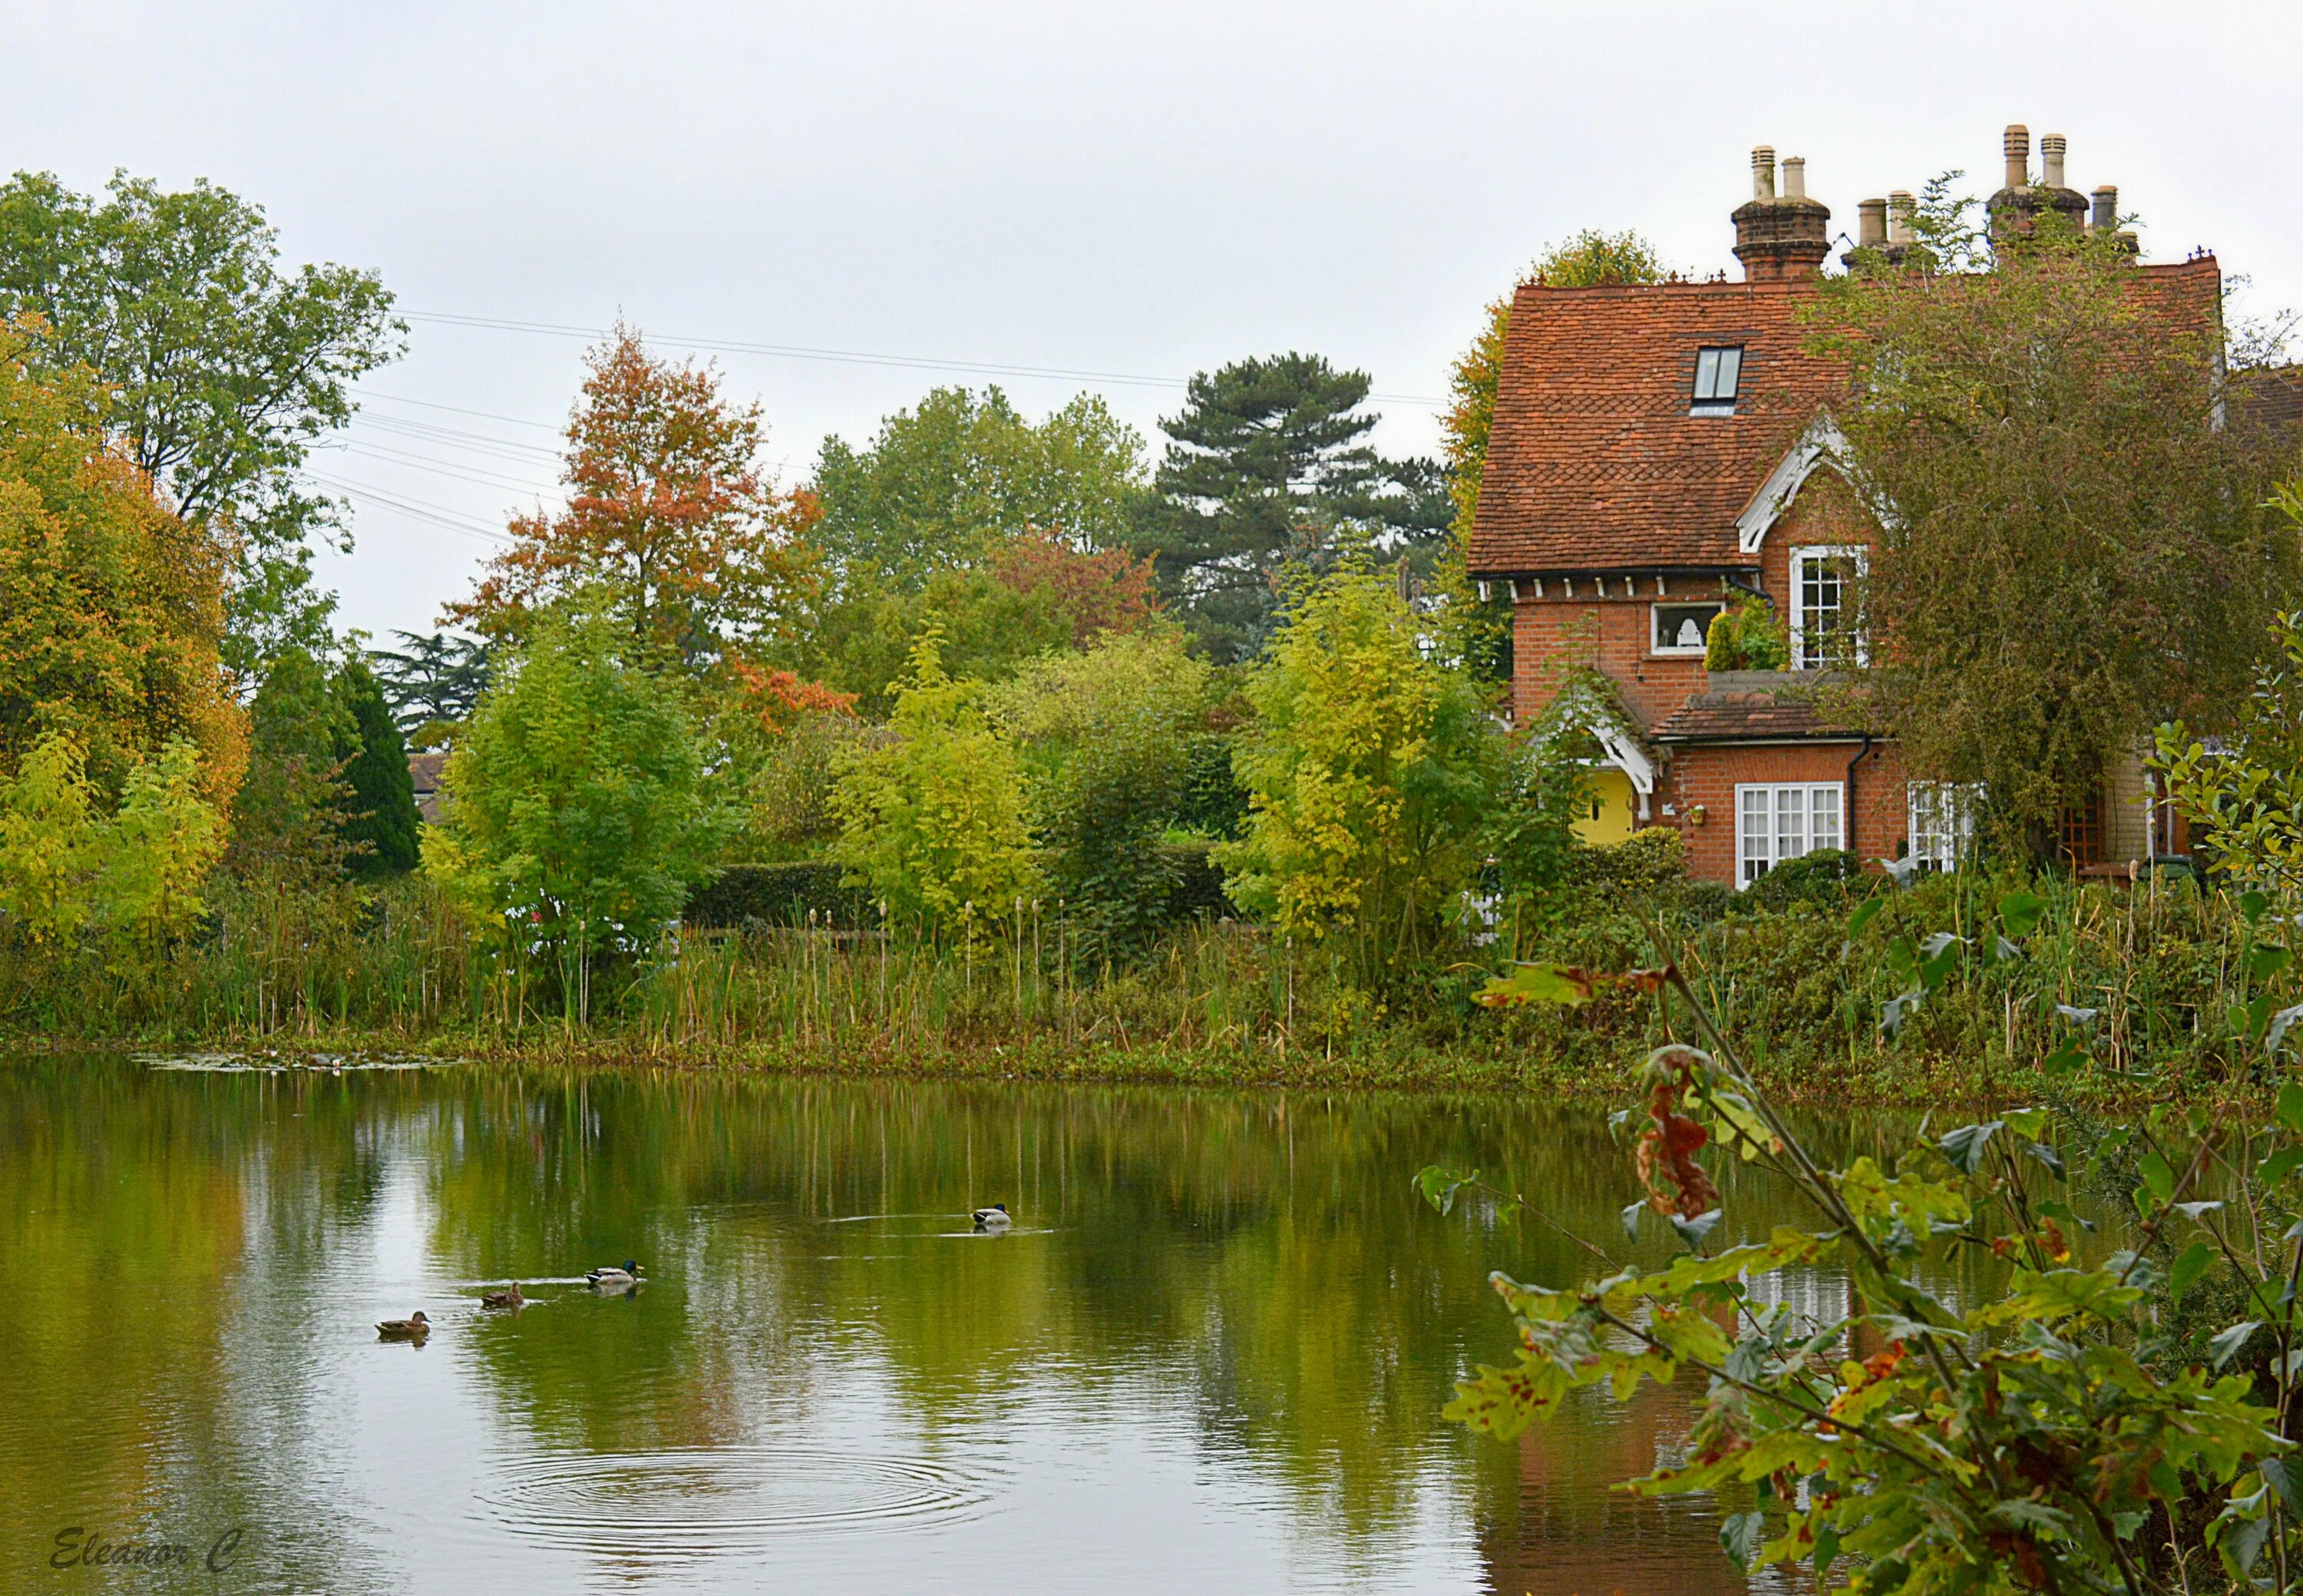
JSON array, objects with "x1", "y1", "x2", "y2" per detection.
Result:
[
  {"x1": 481, "y1": 1284, "x2": 524, "y2": 1310},
  {"x1": 376, "y1": 1310, "x2": 430, "y2": 1341}
]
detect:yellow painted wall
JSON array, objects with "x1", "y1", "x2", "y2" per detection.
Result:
[{"x1": 1574, "y1": 767, "x2": 1640, "y2": 844}]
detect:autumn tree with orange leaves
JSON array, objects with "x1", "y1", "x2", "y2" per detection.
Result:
[{"x1": 446, "y1": 325, "x2": 818, "y2": 678}]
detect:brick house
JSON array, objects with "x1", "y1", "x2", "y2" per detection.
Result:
[{"x1": 1465, "y1": 126, "x2": 2212, "y2": 887}]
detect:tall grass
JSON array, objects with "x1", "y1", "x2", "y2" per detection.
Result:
[{"x1": 0, "y1": 864, "x2": 2281, "y2": 1102}]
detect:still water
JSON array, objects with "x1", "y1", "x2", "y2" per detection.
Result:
[{"x1": 0, "y1": 1053, "x2": 1943, "y2": 1594}]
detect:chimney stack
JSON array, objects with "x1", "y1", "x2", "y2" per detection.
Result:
[
  {"x1": 2040, "y1": 134, "x2": 2067, "y2": 190},
  {"x1": 1888, "y1": 190, "x2": 1916, "y2": 246},
  {"x1": 1732, "y1": 144, "x2": 1831, "y2": 282},
  {"x1": 1856, "y1": 197, "x2": 1887, "y2": 247},
  {"x1": 2003, "y1": 124, "x2": 2030, "y2": 189},
  {"x1": 2091, "y1": 184, "x2": 2118, "y2": 232}
]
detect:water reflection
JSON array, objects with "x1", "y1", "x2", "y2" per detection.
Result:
[{"x1": 0, "y1": 1056, "x2": 1974, "y2": 1593}]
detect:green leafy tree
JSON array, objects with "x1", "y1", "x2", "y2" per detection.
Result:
[
  {"x1": 334, "y1": 658, "x2": 420, "y2": 879},
  {"x1": 1702, "y1": 593, "x2": 1789, "y2": 672},
  {"x1": 0, "y1": 170, "x2": 405, "y2": 670},
  {"x1": 1437, "y1": 230, "x2": 1667, "y2": 680},
  {"x1": 226, "y1": 645, "x2": 353, "y2": 884},
  {"x1": 427, "y1": 610, "x2": 728, "y2": 1019},
  {"x1": 0, "y1": 730, "x2": 224, "y2": 955},
  {"x1": 811, "y1": 386, "x2": 1147, "y2": 584},
  {"x1": 1816, "y1": 187, "x2": 2297, "y2": 840},
  {"x1": 2155, "y1": 585, "x2": 2303, "y2": 892},
  {"x1": 830, "y1": 633, "x2": 1039, "y2": 940},
  {"x1": 990, "y1": 628, "x2": 1214, "y2": 958},
  {"x1": 1218, "y1": 563, "x2": 1503, "y2": 982},
  {"x1": 1137, "y1": 354, "x2": 1449, "y2": 663}
]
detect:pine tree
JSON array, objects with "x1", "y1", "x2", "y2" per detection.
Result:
[{"x1": 335, "y1": 659, "x2": 420, "y2": 878}]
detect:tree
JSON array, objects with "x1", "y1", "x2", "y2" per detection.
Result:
[
  {"x1": 1218, "y1": 563, "x2": 1503, "y2": 983},
  {"x1": 0, "y1": 170, "x2": 405, "y2": 670},
  {"x1": 1437, "y1": 231, "x2": 1667, "y2": 679},
  {"x1": 426, "y1": 612, "x2": 727, "y2": 1019},
  {"x1": 830, "y1": 633, "x2": 1039, "y2": 940},
  {"x1": 810, "y1": 386, "x2": 1148, "y2": 586},
  {"x1": 366, "y1": 631, "x2": 493, "y2": 747},
  {"x1": 0, "y1": 317, "x2": 244, "y2": 809},
  {"x1": 334, "y1": 659, "x2": 421, "y2": 880},
  {"x1": 226, "y1": 645, "x2": 354, "y2": 884},
  {"x1": 990, "y1": 629, "x2": 1214, "y2": 958},
  {"x1": 1814, "y1": 190, "x2": 2298, "y2": 840},
  {"x1": 445, "y1": 325, "x2": 816, "y2": 678},
  {"x1": 1137, "y1": 353, "x2": 1449, "y2": 663}
]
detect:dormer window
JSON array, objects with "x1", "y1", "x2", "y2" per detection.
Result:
[{"x1": 1690, "y1": 345, "x2": 1743, "y2": 416}]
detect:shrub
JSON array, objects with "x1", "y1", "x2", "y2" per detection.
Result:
[
  {"x1": 1702, "y1": 593, "x2": 1787, "y2": 672},
  {"x1": 829, "y1": 632, "x2": 1039, "y2": 940},
  {"x1": 685, "y1": 862, "x2": 870, "y2": 930},
  {"x1": 1740, "y1": 846, "x2": 1861, "y2": 914},
  {"x1": 1568, "y1": 826, "x2": 1687, "y2": 897}
]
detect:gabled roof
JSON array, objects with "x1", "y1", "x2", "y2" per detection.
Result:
[
  {"x1": 1466, "y1": 258, "x2": 2229, "y2": 577},
  {"x1": 1466, "y1": 279, "x2": 1851, "y2": 575}
]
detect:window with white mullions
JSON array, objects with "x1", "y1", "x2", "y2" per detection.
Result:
[
  {"x1": 1736, "y1": 781, "x2": 1844, "y2": 887},
  {"x1": 1907, "y1": 781, "x2": 1982, "y2": 872},
  {"x1": 1789, "y1": 546, "x2": 1867, "y2": 670},
  {"x1": 1652, "y1": 601, "x2": 1723, "y2": 655}
]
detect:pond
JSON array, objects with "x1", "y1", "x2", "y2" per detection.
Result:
[{"x1": 0, "y1": 1053, "x2": 1975, "y2": 1594}]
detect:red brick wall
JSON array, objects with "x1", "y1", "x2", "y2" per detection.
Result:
[
  {"x1": 1509, "y1": 573, "x2": 1738, "y2": 730},
  {"x1": 1668, "y1": 742, "x2": 1908, "y2": 885}
]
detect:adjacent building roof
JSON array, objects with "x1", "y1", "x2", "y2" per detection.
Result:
[{"x1": 1466, "y1": 258, "x2": 2228, "y2": 579}]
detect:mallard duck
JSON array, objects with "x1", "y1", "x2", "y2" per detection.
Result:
[
  {"x1": 480, "y1": 1283, "x2": 524, "y2": 1310},
  {"x1": 376, "y1": 1310, "x2": 430, "y2": 1340},
  {"x1": 972, "y1": 1204, "x2": 1011, "y2": 1231},
  {"x1": 586, "y1": 1260, "x2": 643, "y2": 1290}
]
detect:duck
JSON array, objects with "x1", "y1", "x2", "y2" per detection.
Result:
[
  {"x1": 480, "y1": 1283, "x2": 524, "y2": 1310},
  {"x1": 586, "y1": 1260, "x2": 643, "y2": 1290},
  {"x1": 376, "y1": 1310, "x2": 430, "y2": 1340},
  {"x1": 972, "y1": 1204, "x2": 1012, "y2": 1232}
]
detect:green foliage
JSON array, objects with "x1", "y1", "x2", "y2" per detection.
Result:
[
  {"x1": 2156, "y1": 601, "x2": 2303, "y2": 892},
  {"x1": 1426, "y1": 886, "x2": 2303, "y2": 1592},
  {"x1": 334, "y1": 658, "x2": 420, "y2": 880},
  {"x1": 1219, "y1": 563, "x2": 1502, "y2": 982},
  {"x1": 366, "y1": 631, "x2": 492, "y2": 747},
  {"x1": 684, "y1": 862, "x2": 869, "y2": 930},
  {"x1": 829, "y1": 633, "x2": 1040, "y2": 940},
  {"x1": 0, "y1": 730, "x2": 224, "y2": 956},
  {"x1": 1815, "y1": 187, "x2": 2298, "y2": 838},
  {"x1": 811, "y1": 386, "x2": 1148, "y2": 583},
  {"x1": 1136, "y1": 353, "x2": 1449, "y2": 663},
  {"x1": 990, "y1": 629, "x2": 1214, "y2": 960},
  {"x1": 0, "y1": 169, "x2": 405, "y2": 670},
  {"x1": 426, "y1": 611, "x2": 728, "y2": 1019},
  {"x1": 1740, "y1": 847, "x2": 1859, "y2": 914},
  {"x1": 725, "y1": 705, "x2": 880, "y2": 863},
  {"x1": 227, "y1": 644, "x2": 354, "y2": 884},
  {"x1": 1702, "y1": 593, "x2": 1788, "y2": 672}
]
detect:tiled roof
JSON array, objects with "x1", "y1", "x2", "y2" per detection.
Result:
[
  {"x1": 1650, "y1": 672, "x2": 1857, "y2": 743},
  {"x1": 1467, "y1": 279, "x2": 1849, "y2": 574},
  {"x1": 1466, "y1": 259, "x2": 2227, "y2": 577}
]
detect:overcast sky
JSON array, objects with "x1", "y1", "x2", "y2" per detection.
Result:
[{"x1": 8, "y1": 1, "x2": 2299, "y2": 643}]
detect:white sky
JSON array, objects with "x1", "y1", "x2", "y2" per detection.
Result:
[{"x1": 6, "y1": 1, "x2": 2299, "y2": 643}]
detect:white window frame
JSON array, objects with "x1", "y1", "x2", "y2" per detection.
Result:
[
  {"x1": 1650, "y1": 600, "x2": 1724, "y2": 657},
  {"x1": 1735, "y1": 781, "x2": 1845, "y2": 888},
  {"x1": 1906, "y1": 781, "x2": 1982, "y2": 874},
  {"x1": 1788, "y1": 545, "x2": 1868, "y2": 671},
  {"x1": 1691, "y1": 345, "x2": 1743, "y2": 416}
]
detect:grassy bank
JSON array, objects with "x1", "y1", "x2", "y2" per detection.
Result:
[{"x1": 2, "y1": 862, "x2": 2284, "y2": 1110}]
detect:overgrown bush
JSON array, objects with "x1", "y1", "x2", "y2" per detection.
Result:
[
  {"x1": 1740, "y1": 846, "x2": 1861, "y2": 914},
  {"x1": 685, "y1": 863, "x2": 870, "y2": 929}
]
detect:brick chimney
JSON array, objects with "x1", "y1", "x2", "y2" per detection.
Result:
[{"x1": 1732, "y1": 145, "x2": 1832, "y2": 282}]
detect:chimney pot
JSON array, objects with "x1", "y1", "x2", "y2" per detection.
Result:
[
  {"x1": 1888, "y1": 190, "x2": 1916, "y2": 246},
  {"x1": 2040, "y1": 133, "x2": 2067, "y2": 189},
  {"x1": 2004, "y1": 123, "x2": 2030, "y2": 189},
  {"x1": 2091, "y1": 184, "x2": 2118, "y2": 232},
  {"x1": 1782, "y1": 155, "x2": 1807, "y2": 200},
  {"x1": 1752, "y1": 145, "x2": 1776, "y2": 201},
  {"x1": 1857, "y1": 197, "x2": 1887, "y2": 247}
]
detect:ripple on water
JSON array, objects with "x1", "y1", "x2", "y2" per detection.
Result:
[{"x1": 480, "y1": 1446, "x2": 995, "y2": 1556}]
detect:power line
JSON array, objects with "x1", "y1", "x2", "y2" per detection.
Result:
[
  {"x1": 302, "y1": 470, "x2": 514, "y2": 546},
  {"x1": 400, "y1": 309, "x2": 1449, "y2": 408},
  {"x1": 359, "y1": 392, "x2": 567, "y2": 432},
  {"x1": 325, "y1": 439, "x2": 559, "y2": 497}
]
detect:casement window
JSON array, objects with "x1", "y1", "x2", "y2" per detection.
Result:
[
  {"x1": 1736, "y1": 782, "x2": 1844, "y2": 887},
  {"x1": 1651, "y1": 601, "x2": 1724, "y2": 656},
  {"x1": 1906, "y1": 781, "x2": 1982, "y2": 873},
  {"x1": 1691, "y1": 346, "x2": 1743, "y2": 416},
  {"x1": 1789, "y1": 546, "x2": 1867, "y2": 670}
]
